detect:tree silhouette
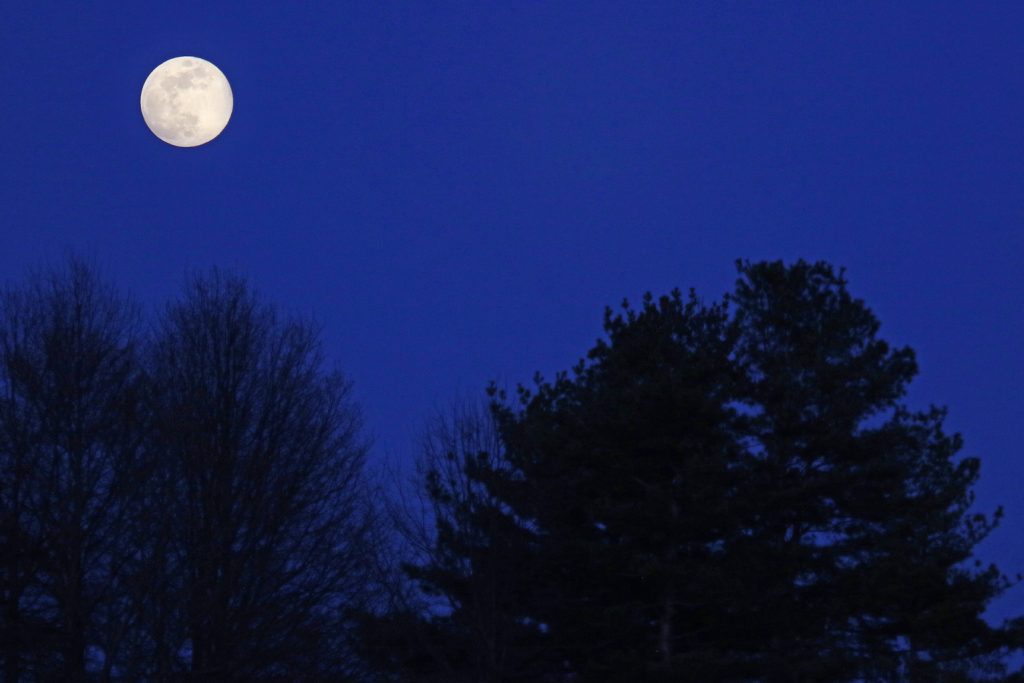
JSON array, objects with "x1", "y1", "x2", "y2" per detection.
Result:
[
  {"x1": 362, "y1": 400, "x2": 551, "y2": 682},
  {"x1": 393, "y1": 259, "x2": 1022, "y2": 682},
  {"x1": 132, "y1": 271, "x2": 377, "y2": 680},
  {"x1": 724, "y1": 260, "x2": 1021, "y2": 680},
  {"x1": 486, "y1": 287, "x2": 745, "y2": 681},
  {"x1": 0, "y1": 256, "x2": 1020, "y2": 681},
  {"x1": 0, "y1": 259, "x2": 144, "y2": 682}
]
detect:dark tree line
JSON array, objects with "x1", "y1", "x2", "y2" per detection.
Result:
[
  {"x1": 366, "y1": 260, "x2": 1024, "y2": 682},
  {"x1": 0, "y1": 261, "x2": 376, "y2": 681},
  {"x1": 0, "y1": 257, "x2": 1021, "y2": 681}
]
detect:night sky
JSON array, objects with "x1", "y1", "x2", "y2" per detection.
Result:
[{"x1": 1, "y1": 3, "x2": 1021, "y2": 620}]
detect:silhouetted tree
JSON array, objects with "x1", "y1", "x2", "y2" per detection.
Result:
[
  {"x1": 723, "y1": 260, "x2": 1022, "y2": 681},
  {"x1": 0, "y1": 259, "x2": 144, "y2": 682},
  {"x1": 421, "y1": 259, "x2": 1022, "y2": 681},
  {"x1": 486, "y1": 289, "x2": 745, "y2": 681},
  {"x1": 3, "y1": 255, "x2": 1019, "y2": 682},
  {"x1": 136, "y1": 271, "x2": 375, "y2": 681},
  {"x1": 363, "y1": 400, "x2": 550, "y2": 682}
]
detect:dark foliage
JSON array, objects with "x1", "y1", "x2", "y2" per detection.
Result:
[
  {"x1": 376, "y1": 260, "x2": 1023, "y2": 682},
  {"x1": 1, "y1": 257, "x2": 1021, "y2": 682},
  {"x1": 723, "y1": 260, "x2": 1022, "y2": 681},
  {"x1": 360, "y1": 401, "x2": 554, "y2": 682}
]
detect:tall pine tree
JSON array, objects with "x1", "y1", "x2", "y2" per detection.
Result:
[
  {"x1": 395, "y1": 259, "x2": 1022, "y2": 682},
  {"x1": 725, "y1": 260, "x2": 1021, "y2": 680},
  {"x1": 487, "y1": 290, "x2": 745, "y2": 681}
]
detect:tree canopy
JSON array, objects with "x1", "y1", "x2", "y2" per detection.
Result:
[
  {"x1": 0, "y1": 262, "x2": 378, "y2": 682},
  {"x1": 0, "y1": 256, "x2": 1020, "y2": 681},
  {"x1": 383, "y1": 259, "x2": 1022, "y2": 682}
]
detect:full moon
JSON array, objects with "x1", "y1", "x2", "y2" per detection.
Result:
[{"x1": 140, "y1": 56, "x2": 233, "y2": 147}]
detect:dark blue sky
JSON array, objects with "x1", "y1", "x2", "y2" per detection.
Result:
[{"x1": 1, "y1": 3, "x2": 1021, "y2": 618}]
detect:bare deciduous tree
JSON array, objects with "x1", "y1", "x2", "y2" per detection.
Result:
[
  {"x1": 139, "y1": 270, "x2": 375, "y2": 681},
  {"x1": 0, "y1": 259, "x2": 144, "y2": 682}
]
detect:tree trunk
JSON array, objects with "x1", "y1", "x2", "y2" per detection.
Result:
[
  {"x1": 658, "y1": 499, "x2": 679, "y2": 666},
  {"x1": 659, "y1": 585, "x2": 675, "y2": 665},
  {"x1": 3, "y1": 594, "x2": 20, "y2": 683}
]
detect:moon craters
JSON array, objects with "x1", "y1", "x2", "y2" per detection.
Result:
[{"x1": 140, "y1": 56, "x2": 233, "y2": 147}]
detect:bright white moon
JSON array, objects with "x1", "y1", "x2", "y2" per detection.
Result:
[{"x1": 140, "y1": 56, "x2": 233, "y2": 147}]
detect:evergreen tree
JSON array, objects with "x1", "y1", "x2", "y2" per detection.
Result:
[
  {"x1": 363, "y1": 401, "x2": 551, "y2": 682},
  {"x1": 410, "y1": 259, "x2": 1022, "y2": 682},
  {"x1": 725, "y1": 259, "x2": 1021, "y2": 680},
  {"x1": 487, "y1": 289, "x2": 746, "y2": 681}
]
